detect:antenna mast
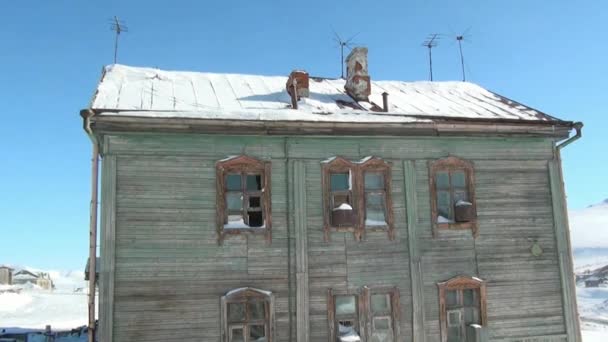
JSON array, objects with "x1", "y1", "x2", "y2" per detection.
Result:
[
  {"x1": 454, "y1": 28, "x2": 471, "y2": 81},
  {"x1": 422, "y1": 34, "x2": 440, "y2": 81},
  {"x1": 333, "y1": 31, "x2": 359, "y2": 79},
  {"x1": 110, "y1": 16, "x2": 128, "y2": 64}
]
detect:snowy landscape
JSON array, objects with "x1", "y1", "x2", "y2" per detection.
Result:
[{"x1": 1, "y1": 200, "x2": 607, "y2": 340}]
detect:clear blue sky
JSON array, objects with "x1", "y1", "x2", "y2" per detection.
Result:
[{"x1": 0, "y1": 0, "x2": 605, "y2": 269}]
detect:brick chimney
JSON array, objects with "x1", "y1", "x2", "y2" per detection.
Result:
[
  {"x1": 344, "y1": 47, "x2": 371, "y2": 101},
  {"x1": 286, "y1": 70, "x2": 310, "y2": 99}
]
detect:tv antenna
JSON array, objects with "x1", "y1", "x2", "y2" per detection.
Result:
[
  {"x1": 454, "y1": 28, "x2": 472, "y2": 81},
  {"x1": 333, "y1": 30, "x2": 359, "y2": 78},
  {"x1": 109, "y1": 16, "x2": 128, "y2": 64},
  {"x1": 422, "y1": 33, "x2": 440, "y2": 81}
]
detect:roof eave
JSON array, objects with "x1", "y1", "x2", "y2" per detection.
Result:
[{"x1": 87, "y1": 112, "x2": 574, "y2": 139}]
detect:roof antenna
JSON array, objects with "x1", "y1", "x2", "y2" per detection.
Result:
[
  {"x1": 454, "y1": 28, "x2": 472, "y2": 81},
  {"x1": 109, "y1": 16, "x2": 128, "y2": 64},
  {"x1": 422, "y1": 34, "x2": 440, "y2": 81},
  {"x1": 333, "y1": 30, "x2": 360, "y2": 79}
]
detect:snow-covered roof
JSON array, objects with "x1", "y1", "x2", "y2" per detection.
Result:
[{"x1": 90, "y1": 64, "x2": 562, "y2": 124}]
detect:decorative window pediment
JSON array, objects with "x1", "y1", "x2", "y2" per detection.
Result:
[{"x1": 216, "y1": 155, "x2": 272, "y2": 244}]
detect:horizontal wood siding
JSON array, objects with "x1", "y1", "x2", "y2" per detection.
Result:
[
  {"x1": 104, "y1": 133, "x2": 568, "y2": 342},
  {"x1": 110, "y1": 139, "x2": 291, "y2": 342}
]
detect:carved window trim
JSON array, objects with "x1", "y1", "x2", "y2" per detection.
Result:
[
  {"x1": 216, "y1": 155, "x2": 272, "y2": 245},
  {"x1": 221, "y1": 287, "x2": 275, "y2": 342},
  {"x1": 429, "y1": 156, "x2": 478, "y2": 237},
  {"x1": 437, "y1": 276, "x2": 487, "y2": 342},
  {"x1": 322, "y1": 156, "x2": 394, "y2": 242}
]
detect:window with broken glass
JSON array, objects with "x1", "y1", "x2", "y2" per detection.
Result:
[
  {"x1": 328, "y1": 287, "x2": 401, "y2": 342},
  {"x1": 222, "y1": 288, "x2": 273, "y2": 342},
  {"x1": 217, "y1": 156, "x2": 271, "y2": 244},
  {"x1": 438, "y1": 276, "x2": 487, "y2": 342},
  {"x1": 328, "y1": 291, "x2": 361, "y2": 342},
  {"x1": 429, "y1": 156, "x2": 477, "y2": 236},
  {"x1": 322, "y1": 157, "x2": 394, "y2": 241}
]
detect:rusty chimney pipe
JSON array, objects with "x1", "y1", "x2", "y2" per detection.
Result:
[{"x1": 382, "y1": 92, "x2": 389, "y2": 112}]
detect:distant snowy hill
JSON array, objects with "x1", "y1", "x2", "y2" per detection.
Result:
[{"x1": 570, "y1": 199, "x2": 608, "y2": 249}]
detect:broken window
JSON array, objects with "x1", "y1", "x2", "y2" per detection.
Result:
[
  {"x1": 217, "y1": 156, "x2": 271, "y2": 244},
  {"x1": 221, "y1": 287, "x2": 274, "y2": 342},
  {"x1": 328, "y1": 290, "x2": 361, "y2": 342},
  {"x1": 322, "y1": 157, "x2": 394, "y2": 241},
  {"x1": 438, "y1": 276, "x2": 487, "y2": 342},
  {"x1": 429, "y1": 156, "x2": 477, "y2": 237},
  {"x1": 329, "y1": 287, "x2": 401, "y2": 342}
]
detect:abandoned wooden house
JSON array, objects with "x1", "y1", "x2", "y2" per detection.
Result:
[{"x1": 82, "y1": 47, "x2": 582, "y2": 342}]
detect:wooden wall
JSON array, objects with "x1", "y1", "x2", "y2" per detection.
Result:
[{"x1": 100, "y1": 133, "x2": 572, "y2": 342}]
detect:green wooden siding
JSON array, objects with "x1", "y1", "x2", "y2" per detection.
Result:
[{"x1": 99, "y1": 133, "x2": 573, "y2": 342}]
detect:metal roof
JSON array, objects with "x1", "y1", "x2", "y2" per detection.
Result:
[{"x1": 90, "y1": 64, "x2": 562, "y2": 124}]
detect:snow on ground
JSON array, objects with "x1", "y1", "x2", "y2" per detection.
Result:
[
  {"x1": 0, "y1": 267, "x2": 95, "y2": 330},
  {"x1": 571, "y1": 199, "x2": 608, "y2": 340},
  {"x1": 581, "y1": 322, "x2": 608, "y2": 342},
  {"x1": 577, "y1": 287, "x2": 608, "y2": 320}
]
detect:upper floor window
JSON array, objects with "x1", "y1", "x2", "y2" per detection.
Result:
[
  {"x1": 437, "y1": 276, "x2": 487, "y2": 342},
  {"x1": 221, "y1": 287, "x2": 275, "y2": 342},
  {"x1": 429, "y1": 156, "x2": 477, "y2": 237},
  {"x1": 216, "y1": 156, "x2": 271, "y2": 244},
  {"x1": 322, "y1": 156, "x2": 394, "y2": 241}
]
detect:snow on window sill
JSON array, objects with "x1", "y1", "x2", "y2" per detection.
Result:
[
  {"x1": 365, "y1": 219, "x2": 388, "y2": 227},
  {"x1": 224, "y1": 219, "x2": 266, "y2": 230}
]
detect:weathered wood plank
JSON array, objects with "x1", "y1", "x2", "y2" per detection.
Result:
[
  {"x1": 292, "y1": 160, "x2": 310, "y2": 342},
  {"x1": 404, "y1": 160, "x2": 426, "y2": 342},
  {"x1": 549, "y1": 158, "x2": 582, "y2": 342},
  {"x1": 100, "y1": 154, "x2": 116, "y2": 342}
]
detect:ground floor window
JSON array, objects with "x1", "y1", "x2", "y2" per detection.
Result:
[
  {"x1": 437, "y1": 276, "x2": 487, "y2": 342},
  {"x1": 222, "y1": 287, "x2": 274, "y2": 342},
  {"x1": 328, "y1": 286, "x2": 400, "y2": 342}
]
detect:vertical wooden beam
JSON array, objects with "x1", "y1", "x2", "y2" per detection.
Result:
[
  {"x1": 99, "y1": 154, "x2": 117, "y2": 342},
  {"x1": 548, "y1": 157, "x2": 581, "y2": 342},
  {"x1": 404, "y1": 160, "x2": 426, "y2": 342},
  {"x1": 87, "y1": 144, "x2": 99, "y2": 342},
  {"x1": 293, "y1": 160, "x2": 310, "y2": 342}
]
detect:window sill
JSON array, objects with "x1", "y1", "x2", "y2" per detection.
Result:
[
  {"x1": 217, "y1": 226, "x2": 271, "y2": 245},
  {"x1": 436, "y1": 221, "x2": 475, "y2": 230},
  {"x1": 221, "y1": 227, "x2": 268, "y2": 234},
  {"x1": 434, "y1": 221, "x2": 478, "y2": 238}
]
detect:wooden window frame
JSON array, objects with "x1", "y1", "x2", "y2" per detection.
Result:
[
  {"x1": 429, "y1": 156, "x2": 478, "y2": 237},
  {"x1": 221, "y1": 287, "x2": 275, "y2": 342},
  {"x1": 360, "y1": 157, "x2": 395, "y2": 240},
  {"x1": 327, "y1": 288, "x2": 365, "y2": 342},
  {"x1": 216, "y1": 155, "x2": 272, "y2": 245},
  {"x1": 362, "y1": 286, "x2": 401, "y2": 342},
  {"x1": 322, "y1": 156, "x2": 394, "y2": 242},
  {"x1": 437, "y1": 276, "x2": 487, "y2": 342}
]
